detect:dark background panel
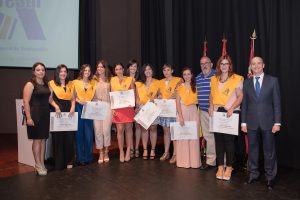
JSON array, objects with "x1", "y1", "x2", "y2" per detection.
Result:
[{"x1": 141, "y1": 0, "x2": 300, "y2": 169}]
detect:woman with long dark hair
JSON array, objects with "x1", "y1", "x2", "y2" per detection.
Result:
[
  {"x1": 126, "y1": 59, "x2": 142, "y2": 158},
  {"x1": 73, "y1": 64, "x2": 96, "y2": 165},
  {"x1": 136, "y1": 63, "x2": 160, "y2": 160},
  {"x1": 49, "y1": 64, "x2": 75, "y2": 170},
  {"x1": 175, "y1": 68, "x2": 201, "y2": 168},
  {"x1": 23, "y1": 62, "x2": 59, "y2": 175},
  {"x1": 111, "y1": 63, "x2": 136, "y2": 162}
]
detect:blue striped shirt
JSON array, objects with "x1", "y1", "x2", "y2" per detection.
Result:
[{"x1": 196, "y1": 69, "x2": 215, "y2": 112}]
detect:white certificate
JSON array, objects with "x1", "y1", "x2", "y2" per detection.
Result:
[
  {"x1": 154, "y1": 99, "x2": 177, "y2": 118},
  {"x1": 50, "y1": 112, "x2": 78, "y2": 132},
  {"x1": 209, "y1": 111, "x2": 239, "y2": 135},
  {"x1": 109, "y1": 89, "x2": 135, "y2": 109},
  {"x1": 81, "y1": 101, "x2": 109, "y2": 120},
  {"x1": 170, "y1": 121, "x2": 198, "y2": 140},
  {"x1": 134, "y1": 102, "x2": 161, "y2": 130}
]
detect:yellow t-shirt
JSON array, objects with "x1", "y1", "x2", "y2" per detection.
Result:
[
  {"x1": 110, "y1": 76, "x2": 133, "y2": 91},
  {"x1": 49, "y1": 80, "x2": 74, "y2": 100},
  {"x1": 73, "y1": 79, "x2": 96, "y2": 101},
  {"x1": 177, "y1": 83, "x2": 198, "y2": 106},
  {"x1": 159, "y1": 77, "x2": 182, "y2": 99},
  {"x1": 210, "y1": 74, "x2": 244, "y2": 106},
  {"x1": 136, "y1": 79, "x2": 160, "y2": 105}
]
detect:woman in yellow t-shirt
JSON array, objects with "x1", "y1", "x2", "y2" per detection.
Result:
[
  {"x1": 126, "y1": 59, "x2": 141, "y2": 158},
  {"x1": 209, "y1": 55, "x2": 243, "y2": 181},
  {"x1": 158, "y1": 64, "x2": 183, "y2": 163},
  {"x1": 111, "y1": 63, "x2": 136, "y2": 162},
  {"x1": 176, "y1": 68, "x2": 201, "y2": 168},
  {"x1": 73, "y1": 64, "x2": 96, "y2": 166},
  {"x1": 136, "y1": 63, "x2": 160, "y2": 160}
]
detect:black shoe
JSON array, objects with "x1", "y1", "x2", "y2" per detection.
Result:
[
  {"x1": 266, "y1": 180, "x2": 274, "y2": 190},
  {"x1": 245, "y1": 177, "x2": 259, "y2": 185},
  {"x1": 200, "y1": 164, "x2": 215, "y2": 170}
]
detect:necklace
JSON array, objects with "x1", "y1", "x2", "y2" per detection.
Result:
[{"x1": 220, "y1": 76, "x2": 228, "y2": 83}]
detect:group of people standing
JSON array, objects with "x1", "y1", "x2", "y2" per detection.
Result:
[{"x1": 23, "y1": 55, "x2": 281, "y2": 190}]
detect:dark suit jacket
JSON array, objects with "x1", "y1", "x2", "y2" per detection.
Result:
[{"x1": 241, "y1": 74, "x2": 281, "y2": 130}]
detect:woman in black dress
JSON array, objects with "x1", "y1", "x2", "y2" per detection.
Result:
[
  {"x1": 49, "y1": 64, "x2": 75, "y2": 170},
  {"x1": 23, "y1": 62, "x2": 59, "y2": 175}
]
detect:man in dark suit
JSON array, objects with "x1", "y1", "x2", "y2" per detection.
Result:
[{"x1": 241, "y1": 56, "x2": 281, "y2": 190}]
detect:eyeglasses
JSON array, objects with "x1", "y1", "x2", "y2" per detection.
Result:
[
  {"x1": 200, "y1": 62, "x2": 211, "y2": 67},
  {"x1": 220, "y1": 63, "x2": 230, "y2": 66}
]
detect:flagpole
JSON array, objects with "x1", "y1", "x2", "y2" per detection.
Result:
[{"x1": 248, "y1": 29, "x2": 257, "y2": 78}]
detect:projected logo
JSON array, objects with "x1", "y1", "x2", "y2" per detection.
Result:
[{"x1": 0, "y1": 6, "x2": 45, "y2": 40}]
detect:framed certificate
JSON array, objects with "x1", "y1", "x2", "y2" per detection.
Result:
[
  {"x1": 134, "y1": 102, "x2": 161, "y2": 130},
  {"x1": 170, "y1": 121, "x2": 198, "y2": 140},
  {"x1": 109, "y1": 89, "x2": 135, "y2": 109},
  {"x1": 154, "y1": 99, "x2": 177, "y2": 118},
  {"x1": 50, "y1": 112, "x2": 78, "y2": 132},
  {"x1": 209, "y1": 111, "x2": 239, "y2": 135},
  {"x1": 81, "y1": 101, "x2": 109, "y2": 120}
]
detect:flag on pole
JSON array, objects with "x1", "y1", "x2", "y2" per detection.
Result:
[
  {"x1": 203, "y1": 37, "x2": 207, "y2": 56},
  {"x1": 245, "y1": 29, "x2": 257, "y2": 155},
  {"x1": 222, "y1": 34, "x2": 227, "y2": 56},
  {"x1": 248, "y1": 30, "x2": 257, "y2": 78}
]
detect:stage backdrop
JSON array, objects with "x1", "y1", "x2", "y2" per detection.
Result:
[{"x1": 0, "y1": 0, "x2": 79, "y2": 69}]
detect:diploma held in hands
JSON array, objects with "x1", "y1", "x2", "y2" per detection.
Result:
[
  {"x1": 134, "y1": 102, "x2": 161, "y2": 130},
  {"x1": 110, "y1": 89, "x2": 135, "y2": 109},
  {"x1": 81, "y1": 101, "x2": 109, "y2": 120},
  {"x1": 50, "y1": 112, "x2": 78, "y2": 132},
  {"x1": 154, "y1": 99, "x2": 176, "y2": 118},
  {"x1": 170, "y1": 121, "x2": 198, "y2": 140},
  {"x1": 209, "y1": 111, "x2": 239, "y2": 135}
]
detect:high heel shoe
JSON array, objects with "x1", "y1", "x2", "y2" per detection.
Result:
[
  {"x1": 98, "y1": 150, "x2": 104, "y2": 164},
  {"x1": 160, "y1": 152, "x2": 170, "y2": 161},
  {"x1": 135, "y1": 149, "x2": 140, "y2": 158},
  {"x1": 104, "y1": 149, "x2": 109, "y2": 162},
  {"x1": 169, "y1": 154, "x2": 176, "y2": 164},
  {"x1": 216, "y1": 165, "x2": 225, "y2": 180},
  {"x1": 143, "y1": 149, "x2": 148, "y2": 160},
  {"x1": 120, "y1": 150, "x2": 125, "y2": 163},
  {"x1": 35, "y1": 165, "x2": 47, "y2": 176},
  {"x1": 223, "y1": 166, "x2": 233, "y2": 181},
  {"x1": 125, "y1": 149, "x2": 131, "y2": 162},
  {"x1": 130, "y1": 149, "x2": 134, "y2": 159},
  {"x1": 150, "y1": 149, "x2": 155, "y2": 160}
]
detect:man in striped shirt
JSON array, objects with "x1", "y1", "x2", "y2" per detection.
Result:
[{"x1": 196, "y1": 56, "x2": 216, "y2": 169}]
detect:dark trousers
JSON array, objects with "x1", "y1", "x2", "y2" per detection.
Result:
[
  {"x1": 52, "y1": 132, "x2": 75, "y2": 170},
  {"x1": 248, "y1": 128, "x2": 277, "y2": 181},
  {"x1": 215, "y1": 133, "x2": 236, "y2": 166},
  {"x1": 214, "y1": 107, "x2": 238, "y2": 167}
]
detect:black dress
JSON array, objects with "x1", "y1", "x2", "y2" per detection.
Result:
[
  {"x1": 26, "y1": 82, "x2": 51, "y2": 139},
  {"x1": 51, "y1": 88, "x2": 75, "y2": 170}
]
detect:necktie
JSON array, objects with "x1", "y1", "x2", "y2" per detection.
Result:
[{"x1": 255, "y1": 77, "x2": 261, "y2": 97}]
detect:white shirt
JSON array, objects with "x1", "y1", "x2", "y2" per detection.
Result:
[{"x1": 253, "y1": 73, "x2": 264, "y2": 90}]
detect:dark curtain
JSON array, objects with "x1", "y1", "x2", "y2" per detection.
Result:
[
  {"x1": 141, "y1": 0, "x2": 300, "y2": 169},
  {"x1": 141, "y1": 0, "x2": 167, "y2": 78},
  {"x1": 79, "y1": 0, "x2": 97, "y2": 72}
]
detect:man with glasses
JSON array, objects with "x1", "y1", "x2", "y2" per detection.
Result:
[
  {"x1": 196, "y1": 56, "x2": 216, "y2": 169},
  {"x1": 242, "y1": 57, "x2": 281, "y2": 190}
]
